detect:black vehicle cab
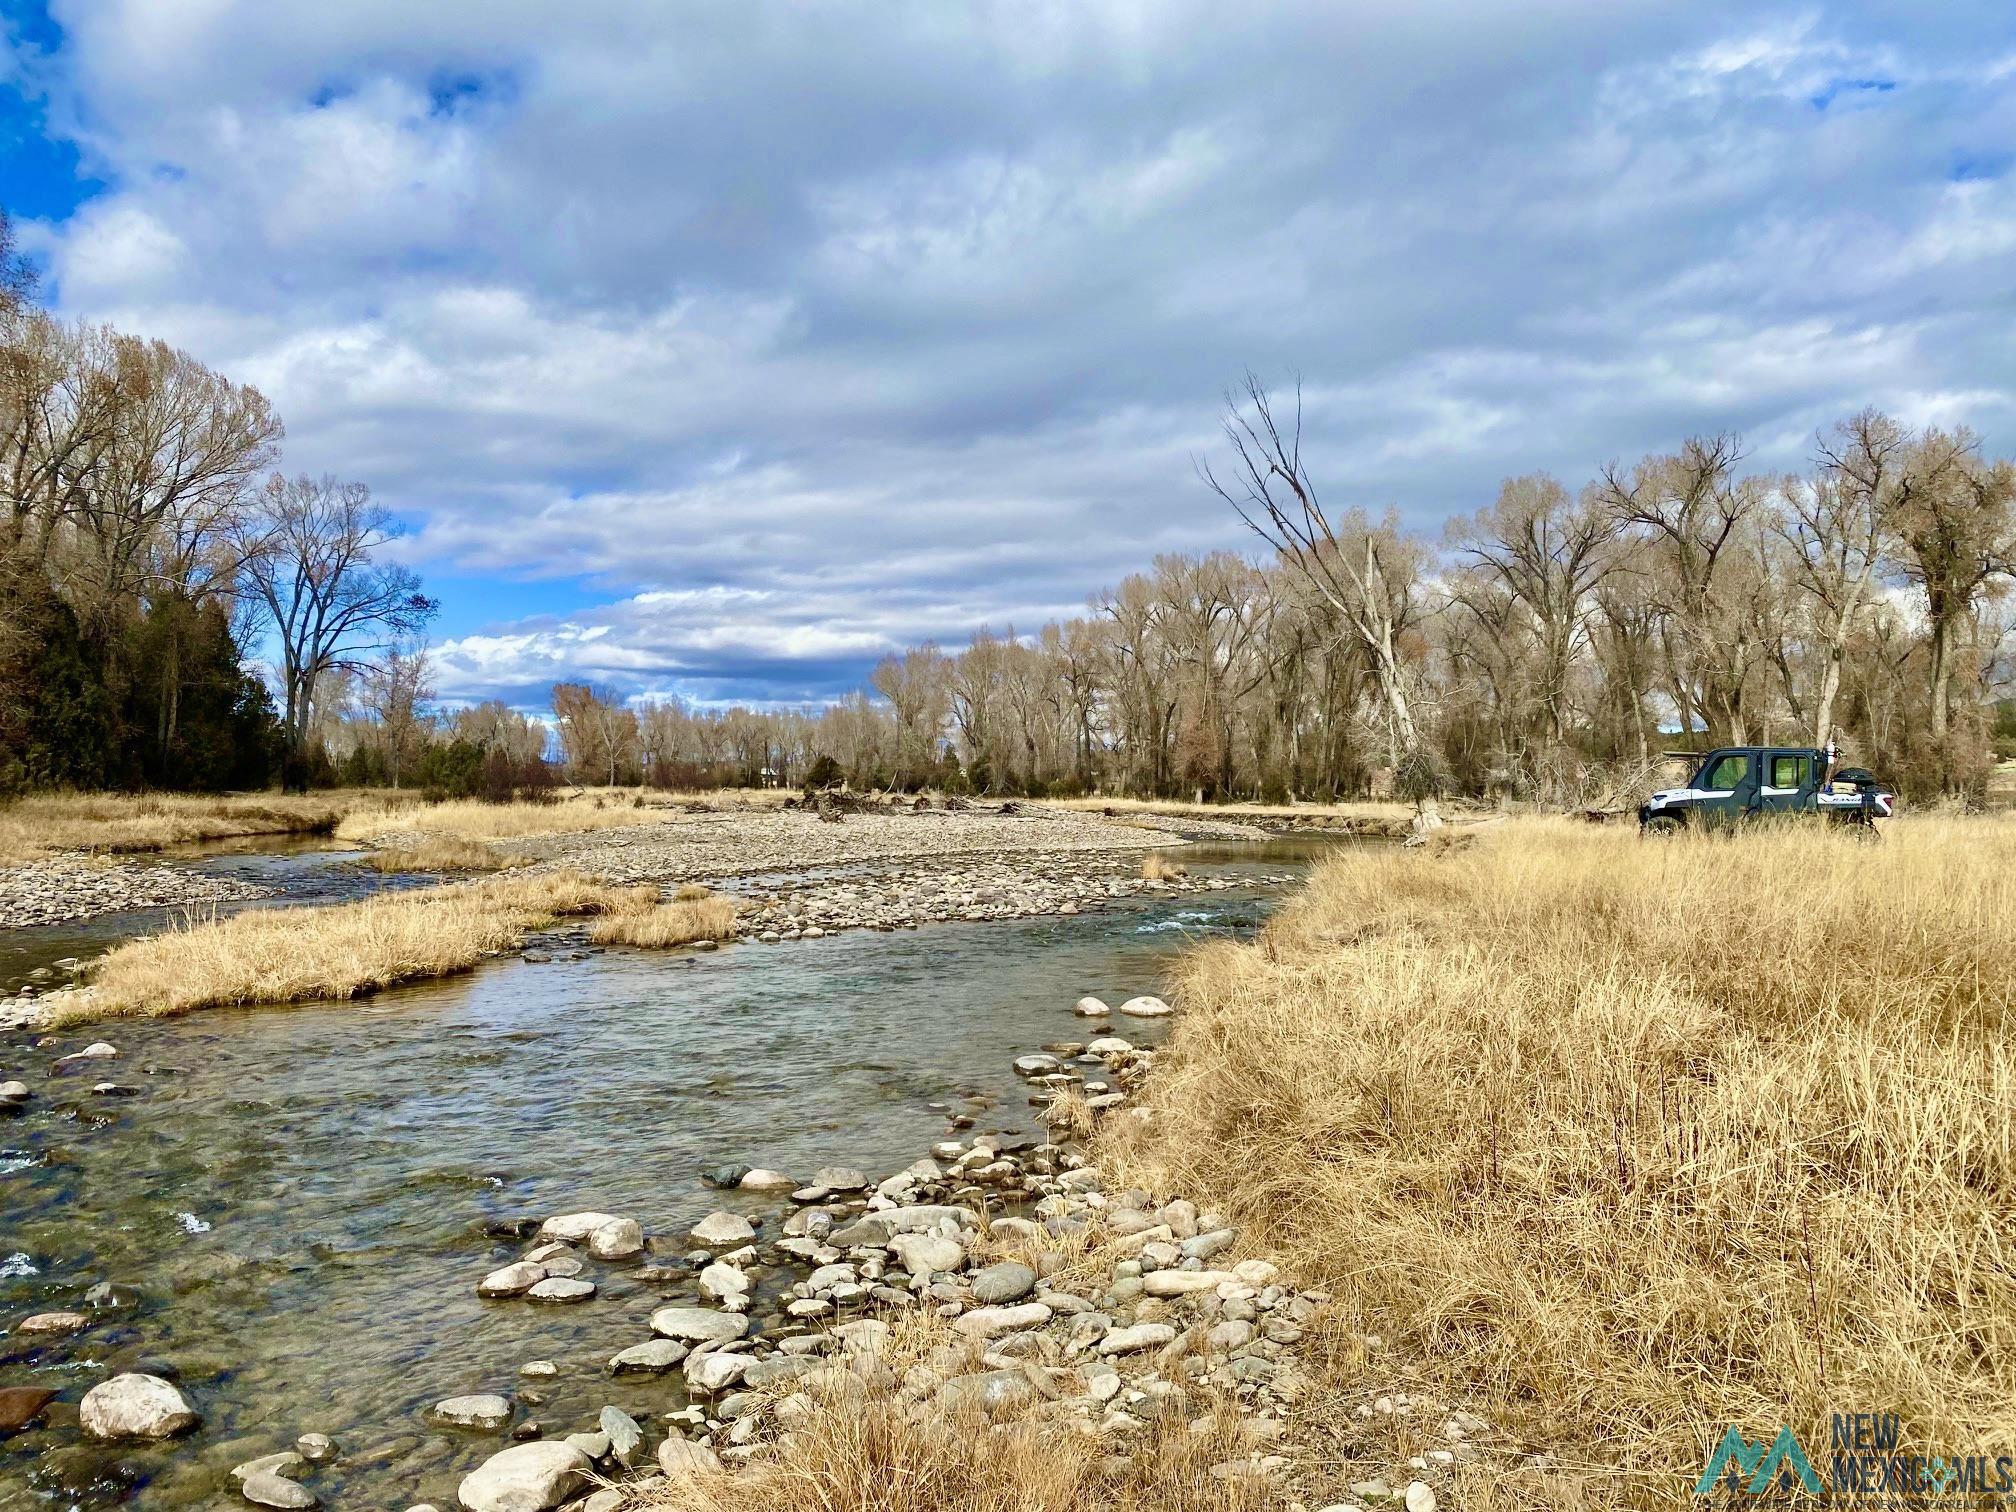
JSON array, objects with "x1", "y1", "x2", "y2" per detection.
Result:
[{"x1": 1639, "y1": 745, "x2": 1894, "y2": 832}]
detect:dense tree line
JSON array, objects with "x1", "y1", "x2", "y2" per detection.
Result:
[
  {"x1": 537, "y1": 389, "x2": 2016, "y2": 805},
  {"x1": 7, "y1": 196, "x2": 2009, "y2": 810},
  {"x1": 0, "y1": 207, "x2": 430, "y2": 793}
]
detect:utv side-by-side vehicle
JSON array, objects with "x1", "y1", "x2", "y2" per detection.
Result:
[{"x1": 1638, "y1": 744, "x2": 1896, "y2": 836}]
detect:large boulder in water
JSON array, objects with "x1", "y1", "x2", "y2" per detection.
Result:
[
  {"x1": 79, "y1": 1373, "x2": 200, "y2": 1440},
  {"x1": 457, "y1": 1442, "x2": 590, "y2": 1512},
  {"x1": 1117, "y1": 995, "x2": 1173, "y2": 1018},
  {"x1": 536, "y1": 1212, "x2": 622, "y2": 1243}
]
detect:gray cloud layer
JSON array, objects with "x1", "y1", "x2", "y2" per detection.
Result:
[{"x1": 14, "y1": 1, "x2": 2016, "y2": 704}]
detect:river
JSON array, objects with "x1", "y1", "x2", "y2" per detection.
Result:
[{"x1": 0, "y1": 837, "x2": 1344, "y2": 1508}]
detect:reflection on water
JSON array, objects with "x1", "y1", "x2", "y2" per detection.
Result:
[{"x1": 0, "y1": 845, "x2": 1321, "y2": 1509}]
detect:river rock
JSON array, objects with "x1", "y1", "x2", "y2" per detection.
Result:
[
  {"x1": 16, "y1": 1309, "x2": 88, "y2": 1334},
  {"x1": 1117, "y1": 995, "x2": 1173, "y2": 1018},
  {"x1": 599, "y1": 1405, "x2": 643, "y2": 1465},
  {"x1": 1073, "y1": 997, "x2": 1110, "y2": 1017},
  {"x1": 699, "y1": 1260, "x2": 749, "y2": 1302},
  {"x1": 1406, "y1": 1483, "x2": 1439, "y2": 1512},
  {"x1": 0, "y1": 1386, "x2": 55, "y2": 1433},
  {"x1": 526, "y1": 1277, "x2": 595, "y2": 1303},
  {"x1": 587, "y1": 1218, "x2": 644, "y2": 1261},
  {"x1": 888, "y1": 1234, "x2": 964, "y2": 1275},
  {"x1": 683, "y1": 1350, "x2": 748, "y2": 1394},
  {"x1": 457, "y1": 1441, "x2": 589, "y2": 1512},
  {"x1": 430, "y1": 1394, "x2": 513, "y2": 1431},
  {"x1": 650, "y1": 1306, "x2": 748, "y2": 1344},
  {"x1": 0, "y1": 1081, "x2": 28, "y2": 1102},
  {"x1": 657, "y1": 1436, "x2": 721, "y2": 1477},
  {"x1": 536, "y1": 1212, "x2": 622, "y2": 1243},
  {"x1": 1099, "y1": 1322, "x2": 1177, "y2": 1355},
  {"x1": 810, "y1": 1166, "x2": 867, "y2": 1192},
  {"x1": 478, "y1": 1262, "x2": 546, "y2": 1298},
  {"x1": 969, "y1": 1262, "x2": 1038, "y2": 1305},
  {"x1": 936, "y1": 1369, "x2": 1035, "y2": 1413},
  {"x1": 737, "y1": 1168, "x2": 796, "y2": 1191},
  {"x1": 79, "y1": 1373, "x2": 200, "y2": 1440},
  {"x1": 1085, "y1": 1037, "x2": 1133, "y2": 1055},
  {"x1": 1143, "y1": 1269, "x2": 1233, "y2": 1297},
  {"x1": 953, "y1": 1302, "x2": 1051, "y2": 1338},
  {"x1": 610, "y1": 1339, "x2": 688, "y2": 1374},
  {"x1": 689, "y1": 1212, "x2": 755, "y2": 1247},
  {"x1": 231, "y1": 1451, "x2": 307, "y2": 1482},
  {"x1": 296, "y1": 1432, "x2": 336, "y2": 1462},
  {"x1": 59, "y1": 1042, "x2": 119, "y2": 1062},
  {"x1": 242, "y1": 1471, "x2": 317, "y2": 1509}
]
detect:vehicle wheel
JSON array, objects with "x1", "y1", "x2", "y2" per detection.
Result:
[{"x1": 1640, "y1": 814, "x2": 1686, "y2": 838}]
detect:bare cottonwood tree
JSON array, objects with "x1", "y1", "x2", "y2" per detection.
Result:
[
  {"x1": 1778, "y1": 411, "x2": 1911, "y2": 750},
  {"x1": 0, "y1": 209, "x2": 34, "y2": 316},
  {"x1": 551, "y1": 682, "x2": 638, "y2": 787},
  {"x1": 241, "y1": 474, "x2": 436, "y2": 788},
  {"x1": 1885, "y1": 429, "x2": 2016, "y2": 756},
  {"x1": 1598, "y1": 434, "x2": 1768, "y2": 743},
  {"x1": 1201, "y1": 375, "x2": 1430, "y2": 789}
]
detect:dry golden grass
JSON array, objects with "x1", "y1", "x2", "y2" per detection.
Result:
[
  {"x1": 0, "y1": 791, "x2": 348, "y2": 864},
  {"x1": 589, "y1": 893, "x2": 739, "y2": 947},
  {"x1": 334, "y1": 787, "x2": 797, "y2": 845},
  {"x1": 1102, "y1": 816, "x2": 2016, "y2": 1507},
  {"x1": 1047, "y1": 794, "x2": 1415, "y2": 824},
  {"x1": 46, "y1": 870, "x2": 656, "y2": 1023},
  {"x1": 1140, "y1": 852, "x2": 1189, "y2": 880},
  {"x1": 361, "y1": 836, "x2": 530, "y2": 873},
  {"x1": 333, "y1": 792, "x2": 672, "y2": 844},
  {"x1": 626, "y1": 1312, "x2": 1270, "y2": 1512}
]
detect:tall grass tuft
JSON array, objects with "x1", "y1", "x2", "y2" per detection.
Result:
[
  {"x1": 362, "y1": 836, "x2": 529, "y2": 873},
  {"x1": 1102, "y1": 817, "x2": 2016, "y2": 1505},
  {"x1": 0, "y1": 792, "x2": 344, "y2": 863},
  {"x1": 47, "y1": 871, "x2": 656, "y2": 1022},
  {"x1": 589, "y1": 893, "x2": 739, "y2": 947}
]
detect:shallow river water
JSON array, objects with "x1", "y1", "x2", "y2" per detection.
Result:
[{"x1": 0, "y1": 839, "x2": 1339, "y2": 1508}]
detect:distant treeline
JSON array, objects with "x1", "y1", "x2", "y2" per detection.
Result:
[
  {"x1": 469, "y1": 398, "x2": 2016, "y2": 806},
  {"x1": 8, "y1": 194, "x2": 2012, "y2": 806}
]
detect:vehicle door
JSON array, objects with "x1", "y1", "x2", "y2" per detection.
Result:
[
  {"x1": 1756, "y1": 750, "x2": 1816, "y2": 816},
  {"x1": 1691, "y1": 750, "x2": 1758, "y2": 829}
]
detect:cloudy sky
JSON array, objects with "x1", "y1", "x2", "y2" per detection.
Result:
[{"x1": 4, "y1": 2, "x2": 2014, "y2": 710}]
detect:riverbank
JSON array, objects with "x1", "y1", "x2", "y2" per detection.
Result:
[
  {"x1": 1096, "y1": 816, "x2": 2015, "y2": 1506},
  {"x1": 34, "y1": 871, "x2": 655, "y2": 1023},
  {"x1": 0, "y1": 792, "x2": 347, "y2": 865}
]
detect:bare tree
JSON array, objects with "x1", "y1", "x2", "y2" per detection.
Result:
[
  {"x1": 1598, "y1": 434, "x2": 1768, "y2": 743},
  {"x1": 870, "y1": 644, "x2": 949, "y2": 787},
  {"x1": 1885, "y1": 429, "x2": 2016, "y2": 758},
  {"x1": 1448, "y1": 475, "x2": 1618, "y2": 752},
  {"x1": 1777, "y1": 411, "x2": 1912, "y2": 750},
  {"x1": 241, "y1": 474, "x2": 436, "y2": 788},
  {"x1": 551, "y1": 682, "x2": 638, "y2": 787},
  {"x1": 1201, "y1": 375, "x2": 1431, "y2": 789},
  {"x1": 0, "y1": 209, "x2": 35, "y2": 316},
  {"x1": 362, "y1": 644, "x2": 434, "y2": 787}
]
